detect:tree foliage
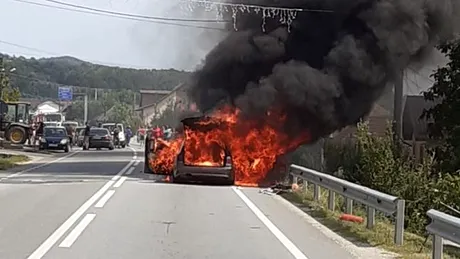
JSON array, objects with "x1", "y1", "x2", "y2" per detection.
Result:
[
  {"x1": 0, "y1": 58, "x2": 20, "y2": 102},
  {"x1": 423, "y1": 40, "x2": 460, "y2": 172},
  {"x1": 0, "y1": 54, "x2": 190, "y2": 99},
  {"x1": 293, "y1": 122, "x2": 460, "y2": 235}
]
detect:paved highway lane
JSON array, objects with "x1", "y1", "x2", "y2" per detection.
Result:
[
  {"x1": 36, "y1": 152, "x2": 361, "y2": 259},
  {"x1": 1, "y1": 141, "x2": 384, "y2": 259},
  {"x1": 0, "y1": 147, "x2": 138, "y2": 259}
]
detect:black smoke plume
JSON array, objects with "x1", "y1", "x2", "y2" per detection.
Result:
[{"x1": 188, "y1": 0, "x2": 460, "y2": 142}]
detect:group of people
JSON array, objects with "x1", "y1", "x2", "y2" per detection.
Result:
[
  {"x1": 26, "y1": 121, "x2": 45, "y2": 146},
  {"x1": 136, "y1": 125, "x2": 175, "y2": 145}
]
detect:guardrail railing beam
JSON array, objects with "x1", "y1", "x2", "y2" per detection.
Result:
[{"x1": 289, "y1": 164, "x2": 405, "y2": 245}]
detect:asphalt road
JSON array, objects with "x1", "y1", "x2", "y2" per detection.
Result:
[{"x1": 0, "y1": 142, "x2": 367, "y2": 259}]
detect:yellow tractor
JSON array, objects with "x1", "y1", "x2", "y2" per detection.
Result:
[{"x1": 0, "y1": 101, "x2": 32, "y2": 144}]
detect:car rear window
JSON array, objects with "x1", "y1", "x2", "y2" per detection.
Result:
[{"x1": 90, "y1": 129, "x2": 109, "y2": 136}]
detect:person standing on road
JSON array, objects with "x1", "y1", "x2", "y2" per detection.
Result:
[
  {"x1": 125, "y1": 126, "x2": 132, "y2": 146},
  {"x1": 83, "y1": 122, "x2": 91, "y2": 150}
]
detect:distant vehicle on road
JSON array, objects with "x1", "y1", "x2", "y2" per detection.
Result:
[
  {"x1": 101, "y1": 123, "x2": 126, "y2": 148},
  {"x1": 85, "y1": 128, "x2": 114, "y2": 150},
  {"x1": 39, "y1": 126, "x2": 70, "y2": 152},
  {"x1": 43, "y1": 122, "x2": 58, "y2": 127},
  {"x1": 43, "y1": 112, "x2": 65, "y2": 126},
  {"x1": 0, "y1": 101, "x2": 32, "y2": 145}
]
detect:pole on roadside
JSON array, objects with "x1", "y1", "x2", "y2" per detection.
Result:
[
  {"x1": 84, "y1": 94, "x2": 88, "y2": 123},
  {"x1": 393, "y1": 69, "x2": 404, "y2": 141}
]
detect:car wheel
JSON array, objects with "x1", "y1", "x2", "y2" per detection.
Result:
[
  {"x1": 64, "y1": 145, "x2": 69, "y2": 153},
  {"x1": 109, "y1": 146, "x2": 114, "y2": 150}
]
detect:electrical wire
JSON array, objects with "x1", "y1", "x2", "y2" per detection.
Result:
[
  {"x1": 9, "y1": 0, "x2": 227, "y2": 31},
  {"x1": 41, "y1": 0, "x2": 228, "y2": 22},
  {"x1": 0, "y1": 39, "x2": 159, "y2": 68},
  {"x1": 185, "y1": 0, "x2": 333, "y2": 12}
]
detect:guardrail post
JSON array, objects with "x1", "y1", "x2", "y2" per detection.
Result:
[
  {"x1": 367, "y1": 206, "x2": 375, "y2": 228},
  {"x1": 345, "y1": 198, "x2": 353, "y2": 214},
  {"x1": 313, "y1": 184, "x2": 320, "y2": 200},
  {"x1": 432, "y1": 235, "x2": 443, "y2": 259},
  {"x1": 293, "y1": 175, "x2": 298, "y2": 184},
  {"x1": 328, "y1": 190, "x2": 335, "y2": 211},
  {"x1": 394, "y1": 199, "x2": 405, "y2": 245}
]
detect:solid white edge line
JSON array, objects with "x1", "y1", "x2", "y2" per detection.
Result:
[
  {"x1": 27, "y1": 158, "x2": 135, "y2": 259},
  {"x1": 113, "y1": 176, "x2": 127, "y2": 188},
  {"x1": 58, "y1": 214, "x2": 96, "y2": 248},
  {"x1": 231, "y1": 187, "x2": 309, "y2": 259},
  {"x1": 94, "y1": 190, "x2": 116, "y2": 208},
  {"x1": 4, "y1": 150, "x2": 81, "y2": 179},
  {"x1": 125, "y1": 167, "x2": 135, "y2": 175}
]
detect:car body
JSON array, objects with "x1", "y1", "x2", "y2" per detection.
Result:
[
  {"x1": 101, "y1": 123, "x2": 126, "y2": 148},
  {"x1": 143, "y1": 116, "x2": 234, "y2": 184},
  {"x1": 43, "y1": 122, "x2": 59, "y2": 127},
  {"x1": 39, "y1": 126, "x2": 70, "y2": 152},
  {"x1": 76, "y1": 126, "x2": 85, "y2": 147},
  {"x1": 87, "y1": 128, "x2": 114, "y2": 150}
]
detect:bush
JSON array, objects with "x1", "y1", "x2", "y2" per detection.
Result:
[{"x1": 298, "y1": 121, "x2": 460, "y2": 235}]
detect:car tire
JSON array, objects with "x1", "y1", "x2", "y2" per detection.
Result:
[
  {"x1": 121, "y1": 143, "x2": 126, "y2": 148},
  {"x1": 64, "y1": 145, "x2": 69, "y2": 153},
  {"x1": 109, "y1": 146, "x2": 114, "y2": 150}
]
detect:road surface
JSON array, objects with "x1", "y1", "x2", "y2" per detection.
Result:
[{"x1": 0, "y1": 143, "x2": 362, "y2": 259}]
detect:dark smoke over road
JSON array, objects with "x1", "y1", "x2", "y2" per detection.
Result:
[{"x1": 188, "y1": 0, "x2": 460, "y2": 142}]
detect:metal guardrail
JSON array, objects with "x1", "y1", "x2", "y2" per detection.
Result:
[
  {"x1": 426, "y1": 209, "x2": 460, "y2": 259},
  {"x1": 290, "y1": 164, "x2": 405, "y2": 245}
]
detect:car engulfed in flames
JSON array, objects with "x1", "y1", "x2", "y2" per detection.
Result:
[{"x1": 144, "y1": 107, "x2": 305, "y2": 186}]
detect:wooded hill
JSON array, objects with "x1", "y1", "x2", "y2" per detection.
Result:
[{"x1": 0, "y1": 54, "x2": 191, "y2": 99}]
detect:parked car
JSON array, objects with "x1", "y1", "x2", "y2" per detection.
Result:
[
  {"x1": 84, "y1": 128, "x2": 114, "y2": 150},
  {"x1": 76, "y1": 126, "x2": 85, "y2": 147},
  {"x1": 39, "y1": 126, "x2": 70, "y2": 152}
]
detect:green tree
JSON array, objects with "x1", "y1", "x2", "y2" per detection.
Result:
[
  {"x1": 0, "y1": 58, "x2": 20, "y2": 102},
  {"x1": 107, "y1": 103, "x2": 142, "y2": 129},
  {"x1": 423, "y1": 40, "x2": 460, "y2": 172}
]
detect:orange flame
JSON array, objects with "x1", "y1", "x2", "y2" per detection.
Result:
[{"x1": 149, "y1": 106, "x2": 309, "y2": 186}]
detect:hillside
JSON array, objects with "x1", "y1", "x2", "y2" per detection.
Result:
[{"x1": 0, "y1": 54, "x2": 191, "y2": 99}]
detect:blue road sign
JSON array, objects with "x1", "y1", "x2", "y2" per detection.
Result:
[{"x1": 58, "y1": 87, "x2": 73, "y2": 101}]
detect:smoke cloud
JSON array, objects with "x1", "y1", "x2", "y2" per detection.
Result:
[{"x1": 188, "y1": 0, "x2": 460, "y2": 141}]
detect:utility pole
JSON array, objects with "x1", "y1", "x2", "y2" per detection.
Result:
[
  {"x1": 393, "y1": 69, "x2": 404, "y2": 141},
  {"x1": 84, "y1": 94, "x2": 88, "y2": 123},
  {"x1": 95, "y1": 88, "x2": 98, "y2": 101}
]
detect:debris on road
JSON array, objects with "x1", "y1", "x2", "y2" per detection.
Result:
[{"x1": 259, "y1": 182, "x2": 303, "y2": 196}]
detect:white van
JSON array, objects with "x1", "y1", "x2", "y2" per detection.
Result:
[{"x1": 101, "y1": 123, "x2": 126, "y2": 148}]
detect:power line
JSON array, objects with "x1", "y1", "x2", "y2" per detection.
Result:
[
  {"x1": 0, "y1": 39, "x2": 167, "y2": 68},
  {"x1": 186, "y1": 0, "x2": 333, "y2": 13},
  {"x1": 9, "y1": 0, "x2": 227, "y2": 31},
  {"x1": 41, "y1": 0, "x2": 228, "y2": 22}
]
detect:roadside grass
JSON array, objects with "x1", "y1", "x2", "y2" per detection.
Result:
[
  {"x1": 0, "y1": 154, "x2": 30, "y2": 170},
  {"x1": 281, "y1": 184, "x2": 460, "y2": 259}
]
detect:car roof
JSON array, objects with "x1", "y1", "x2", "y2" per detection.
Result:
[
  {"x1": 90, "y1": 127, "x2": 108, "y2": 130},
  {"x1": 45, "y1": 126, "x2": 66, "y2": 129}
]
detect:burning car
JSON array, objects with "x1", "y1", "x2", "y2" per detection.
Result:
[{"x1": 144, "y1": 116, "x2": 234, "y2": 184}]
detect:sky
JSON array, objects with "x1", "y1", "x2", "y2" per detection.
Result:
[
  {"x1": 0, "y1": 0, "x2": 448, "y2": 94},
  {"x1": 0, "y1": 0, "x2": 225, "y2": 71}
]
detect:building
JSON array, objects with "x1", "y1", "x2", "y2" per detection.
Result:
[
  {"x1": 135, "y1": 85, "x2": 190, "y2": 126},
  {"x1": 330, "y1": 103, "x2": 392, "y2": 140},
  {"x1": 135, "y1": 89, "x2": 171, "y2": 125}
]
